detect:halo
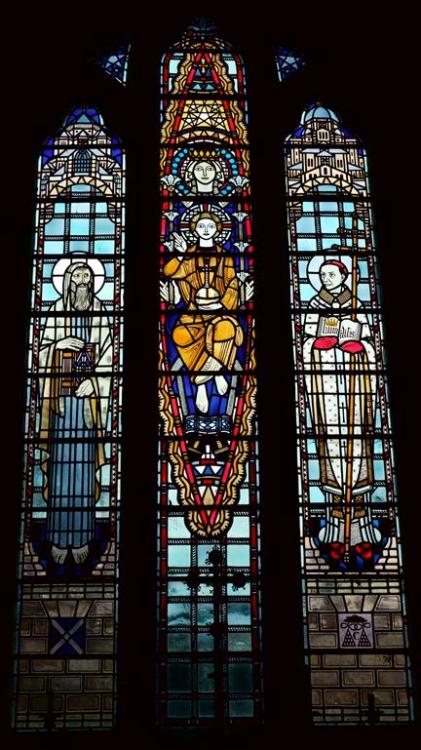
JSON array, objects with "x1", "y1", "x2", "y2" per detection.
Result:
[
  {"x1": 179, "y1": 204, "x2": 232, "y2": 244},
  {"x1": 307, "y1": 254, "x2": 358, "y2": 292},
  {"x1": 52, "y1": 256, "x2": 106, "y2": 295}
]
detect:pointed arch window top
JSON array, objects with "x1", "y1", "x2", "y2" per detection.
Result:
[
  {"x1": 41, "y1": 107, "x2": 121, "y2": 168},
  {"x1": 183, "y1": 16, "x2": 224, "y2": 43},
  {"x1": 173, "y1": 16, "x2": 233, "y2": 52},
  {"x1": 188, "y1": 17, "x2": 218, "y2": 35},
  {"x1": 41, "y1": 107, "x2": 114, "y2": 168},
  {"x1": 64, "y1": 106, "x2": 104, "y2": 127},
  {"x1": 162, "y1": 19, "x2": 246, "y2": 98}
]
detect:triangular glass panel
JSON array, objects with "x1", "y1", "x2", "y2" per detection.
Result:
[
  {"x1": 97, "y1": 43, "x2": 131, "y2": 86},
  {"x1": 276, "y1": 46, "x2": 306, "y2": 82}
]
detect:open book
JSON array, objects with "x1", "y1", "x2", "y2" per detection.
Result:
[{"x1": 317, "y1": 316, "x2": 361, "y2": 343}]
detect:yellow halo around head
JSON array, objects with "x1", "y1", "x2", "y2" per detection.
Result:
[{"x1": 52, "y1": 256, "x2": 106, "y2": 295}]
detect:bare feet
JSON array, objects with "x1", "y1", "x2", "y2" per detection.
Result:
[
  {"x1": 51, "y1": 544, "x2": 91, "y2": 565},
  {"x1": 71, "y1": 544, "x2": 90, "y2": 564},
  {"x1": 51, "y1": 545, "x2": 67, "y2": 564}
]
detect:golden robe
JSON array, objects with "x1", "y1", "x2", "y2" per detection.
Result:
[{"x1": 163, "y1": 245, "x2": 243, "y2": 372}]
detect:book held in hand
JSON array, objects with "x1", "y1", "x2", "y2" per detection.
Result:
[
  {"x1": 56, "y1": 344, "x2": 96, "y2": 395},
  {"x1": 317, "y1": 316, "x2": 362, "y2": 343}
]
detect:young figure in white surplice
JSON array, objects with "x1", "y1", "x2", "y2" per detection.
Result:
[{"x1": 303, "y1": 260, "x2": 381, "y2": 549}]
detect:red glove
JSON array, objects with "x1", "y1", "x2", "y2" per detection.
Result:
[
  {"x1": 340, "y1": 341, "x2": 364, "y2": 354},
  {"x1": 313, "y1": 336, "x2": 338, "y2": 350}
]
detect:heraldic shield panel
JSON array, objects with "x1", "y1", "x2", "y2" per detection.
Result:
[
  {"x1": 157, "y1": 20, "x2": 263, "y2": 725},
  {"x1": 286, "y1": 104, "x2": 413, "y2": 724},
  {"x1": 13, "y1": 108, "x2": 125, "y2": 730}
]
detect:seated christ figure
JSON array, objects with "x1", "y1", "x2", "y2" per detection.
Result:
[{"x1": 161, "y1": 212, "x2": 250, "y2": 414}]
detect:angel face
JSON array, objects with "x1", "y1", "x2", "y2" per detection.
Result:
[{"x1": 193, "y1": 160, "x2": 216, "y2": 188}]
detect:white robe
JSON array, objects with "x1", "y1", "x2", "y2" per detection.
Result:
[{"x1": 303, "y1": 287, "x2": 376, "y2": 511}]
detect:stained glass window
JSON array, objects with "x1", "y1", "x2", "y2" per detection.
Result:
[
  {"x1": 275, "y1": 47, "x2": 306, "y2": 82},
  {"x1": 12, "y1": 107, "x2": 125, "y2": 731},
  {"x1": 285, "y1": 102, "x2": 413, "y2": 724},
  {"x1": 157, "y1": 19, "x2": 263, "y2": 725},
  {"x1": 8, "y1": 25, "x2": 418, "y2": 739},
  {"x1": 97, "y1": 44, "x2": 131, "y2": 86}
]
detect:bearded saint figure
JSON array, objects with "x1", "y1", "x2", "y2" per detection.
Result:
[
  {"x1": 39, "y1": 261, "x2": 112, "y2": 567},
  {"x1": 161, "y1": 211, "x2": 253, "y2": 414},
  {"x1": 303, "y1": 259, "x2": 382, "y2": 551}
]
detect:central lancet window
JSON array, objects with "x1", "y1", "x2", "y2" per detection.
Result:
[{"x1": 157, "y1": 19, "x2": 263, "y2": 725}]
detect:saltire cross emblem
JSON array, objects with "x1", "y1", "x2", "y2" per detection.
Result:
[{"x1": 49, "y1": 618, "x2": 85, "y2": 656}]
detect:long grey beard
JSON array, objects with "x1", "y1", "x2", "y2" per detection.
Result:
[{"x1": 72, "y1": 285, "x2": 92, "y2": 311}]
